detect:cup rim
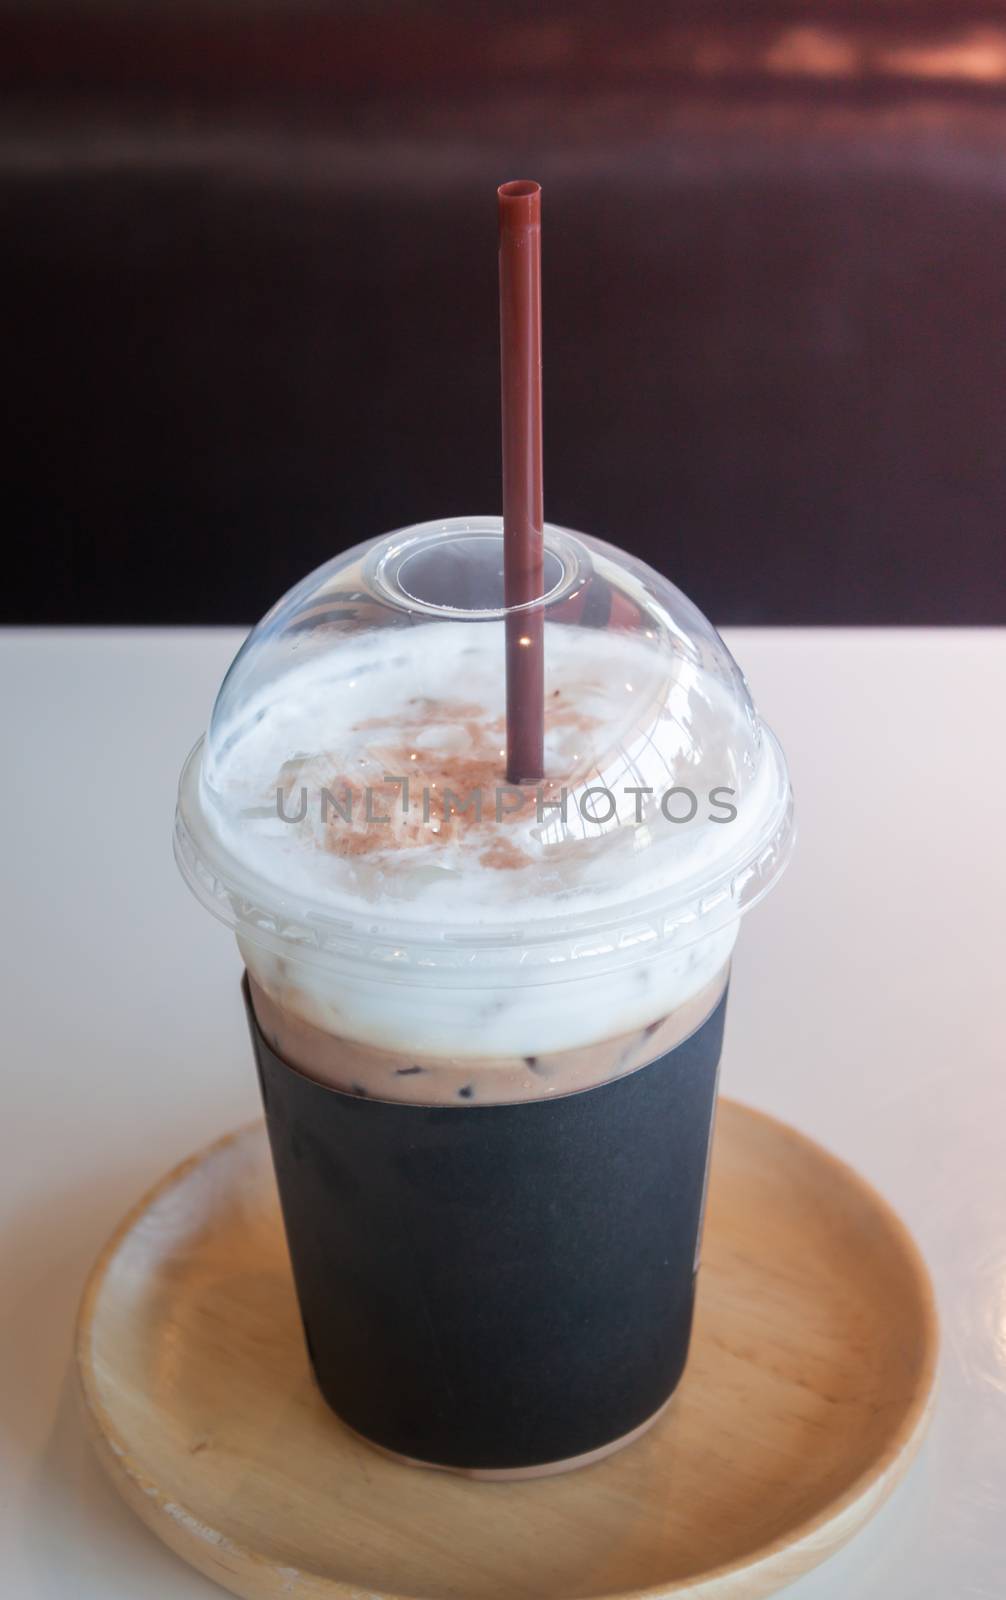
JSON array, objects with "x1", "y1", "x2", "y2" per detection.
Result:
[{"x1": 174, "y1": 730, "x2": 795, "y2": 981}]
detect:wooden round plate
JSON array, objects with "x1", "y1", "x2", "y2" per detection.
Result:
[{"x1": 76, "y1": 1102, "x2": 937, "y2": 1600}]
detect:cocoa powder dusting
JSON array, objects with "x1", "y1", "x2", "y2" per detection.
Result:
[
  {"x1": 480, "y1": 837, "x2": 530, "y2": 871},
  {"x1": 300, "y1": 696, "x2": 589, "y2": 870}
]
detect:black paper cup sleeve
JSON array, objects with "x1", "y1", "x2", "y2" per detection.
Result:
[{"x1": 246, "y1": 979, "x2": 727, "y2": 1473}]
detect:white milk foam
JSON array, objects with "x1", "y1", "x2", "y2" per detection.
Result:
[{"x1": 205, "y1": 621, "x2": 772, "y2": 1055}]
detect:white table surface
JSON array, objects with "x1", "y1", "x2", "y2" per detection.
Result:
[{"x1": 1, "y1": 626, "x2": 1003, "y2": 1600}]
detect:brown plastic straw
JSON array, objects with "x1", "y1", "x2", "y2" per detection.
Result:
[{"x1": 498, "y1": 179, "x2": 545, "y2": 785}]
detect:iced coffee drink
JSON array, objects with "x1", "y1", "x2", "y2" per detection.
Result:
[{"x1": 175, "y1": 518, "x2": 793, "y2": 1475}]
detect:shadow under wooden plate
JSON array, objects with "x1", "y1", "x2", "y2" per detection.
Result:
[{"x1": 75, "y1": 1101, "x2": 938, "y2": 1600}]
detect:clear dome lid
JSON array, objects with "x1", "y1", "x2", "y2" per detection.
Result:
[{"x1": 174, "y1": 518, "x2": 793, "y2": 974}]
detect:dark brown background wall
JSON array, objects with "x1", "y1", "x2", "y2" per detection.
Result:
[{"x1": 3, "y1": 2, "x2": 1006, "y2": 624}]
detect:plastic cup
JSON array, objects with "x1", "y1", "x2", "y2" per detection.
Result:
[{"x1": 174, "y1": 517, "x2": 793, "y2": 1476}]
